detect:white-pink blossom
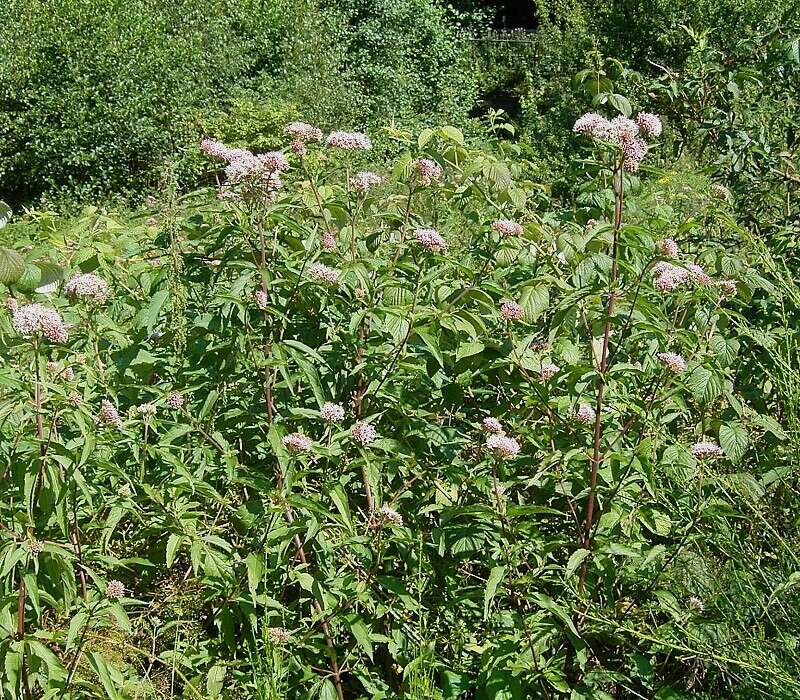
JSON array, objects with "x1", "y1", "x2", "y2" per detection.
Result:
[
  {"x1": 574, "y1": 403, "x2": 596, "y2": 425},
  {"x1": 413, "y1": 228, "x2": 446, "y2": 253},
  {"x1": 285, "y1": 122, "x2": 323, "y2": 142},
  {"x1": 656, "y1": 352, "x2": 686, "y2": 374},
  {"x1": 350, "y1": 171, "x2": 382, "y2": 193},
  {"x1": 491, "y1": 219, "x2": 523, "y2": 236},
  {"x1": 65, "y1": 273, "x2": 110, "y2": 303},
  {"x1": 166, "y1": 392, "x2": 184, "y2": 410},
  {"x1": 636, "y1": 112, "x2": 663, "y2": 138},
  {"x1": 283, "y1": 432, "x2": 312, "y2": 454},
  {"x1": 482, "y1": 417, "x2": 504, "y2": 434},
  {"x1": 413, "y1": 158, "x2": 443, "y2": 186},
  {"x1": 540, "y1": 362, "x2": 559, "y2": 381},
  {"x1": 325, "y1": 131, "x2": 372, "y2": 150},
  {"x1": 691, "y1": 440, "x2": 725, "y2": 459},
  {"x1": 12, "y1": 304, "x2": 69, "y2": 343},
  {"x1": 485, "y1": 434, "x2": 521, "y2": 458},
  {"x1": 353, "y1": 421, "x2": 378, "y2": 445},
  {"x1": 500, "y1": 300, "x2": 524, "y2": 321},
  {"x1": 308, "y1": 263, "x2": 340, "y2": 286},
  {"x1": 320, "y1": 402, "x2": 345, "y2": 423},
  {"x1": 657, "y1": 238, "x2": 679, "y2": 258}
]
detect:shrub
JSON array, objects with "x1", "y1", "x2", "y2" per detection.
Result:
[{"x1": 0, "y1": 115, "x2": 797, "y2": 698}]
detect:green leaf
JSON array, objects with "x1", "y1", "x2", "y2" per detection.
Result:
[
  {"x1": 565, "y1": 549, "x2": 590, "y2": 579},
  {"x1": 519, "y1": 285, "x2": 549, "y2": 322},
  {"x1": 719, "y1": 423, "x2": 748, "y2": 462},
  {"x1": 206, "y1": 664, "x2": 227, "y2": 698},
  {"x1": 0, "y1": 247, "x2": 25, "y2": 285},
  {"x1": 166, "y1": 533, "x2": 181, "y2": 568},
  {"x1": 484, "y1": 565, "x2": 505, "y2": 619}
]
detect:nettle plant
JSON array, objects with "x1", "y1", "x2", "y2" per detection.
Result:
[{"x1": 0, "y1": 110, "x2": 782, "y2": 699}]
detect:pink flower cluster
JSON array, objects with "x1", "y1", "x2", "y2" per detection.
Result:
[
  {"x1": 691, "y1": 440, "x2": 724, "y2": 459},
  {"x1": 268, "y1": 627, "x2": 291, "y2": 645},
  {"x1": 326, "y1": 131, "x2": 372, "y2": 150},
  {"x1": 378, "y1": 505, "x2": 404, "y2": 527},
  {"x1": 254, "y1": 289, "x2": 268, "y2": 310},
  {"x1": 106, "y1": 580, "x2": 125, "y2": 599},
  {"x1": 137, "y1": 402, "x2": 157, "y2": 418},
  {"x1": 413, "y1": 158, "x2": 443, "y2": 186},
  {"x1": 201, "y1": 138, "x2": 286, "y2": 196},
  {"x1": 166, "y1": 392, "x2": 184, "y2": 410},
  {"x1": 322, "y1": 231, "x2": 337, "y2": 251},
  {"x1": 652, "y1": 261, "x2": 710, "y2": 291},
  {"x1": 413, "y1": 228, "x2": 446, "y2": 253},
  {"x1": 283, "y1": 432, "x2": 312, "y2": 453},
  {"x1": 657, "y1": 238, "x2": 679, "y2": 258},
  {"x1": 710, "y1": 184, "x2": 730, "y2": 201},
  {"x1": 308, "y1": 263, "x2": 340, "y2": 286},
  {"x1": 636, "y1": 112, "x2": 663, "y2": 138},
  {"x1": 99, "y1": 399, "x2": 123, "y2": 430},
  {"x1": 285, "y1": 122, "x2": 323, "y2": 142},
  {"x1": 485, "y1": 434, "x2": 520, "y2": 459},
  {"x1": 65, "y1": 273, "x2": 110, "y2": 303},
  {"x1": 353, "y1": 420, "x2": 378, "y2": 445},
  {"x1": 656, "y1": 351, "x2": 686, "y2": 374},
  {"x1": 482, "y1": 417, "x2": 504, "y2": 433},
  {"x1": 540, "y1": 362, "x2": 559, "y2": 381},
  {"x1": 12, "y1": 304, "x2": 69, "y2": 343},
  {"x1": 573, "y1": 112, "x2": 660, "y2": 171},
  {"x1": 574, "y1": 403, "x2": 596, "y2": 425},
  {"x1": 500, "y1": 300, "x2": 524, "y2": 321},
  {"x1": 491, "y1": 219, "x2": 523, "y2": 236},
  {"x1": 350, "y1": 171, "x2": 382, "y2": 193},
  {"x1": 717, "y1": 279, "x2": 737, "y2": 296},
  {"x1": 320, "y1": 402, "x2": 345, "y2": 423}
]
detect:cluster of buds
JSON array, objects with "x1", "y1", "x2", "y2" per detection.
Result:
[
  {"x1": 12, "y1": 304, "x2": 69, "y2": 344},
  {"x1": 64, "y1": 273, "x2": 111, "y2": 303},
  {"x1": 574, "y1": 403, "x2": 596, "y2": 425},
  {"x1": 540, "y1": 362, "x2": 560, "y2": 381},
  {"x1": 573, "y1": 111, "x2": 662, "y2": 171},
  {"x1": 413, "y1": 228, "x2": 446, "y2": 253},
  {"x1": 99, "y1": 399, "x2": 123, "y2": 430},
  {"x1": 376, "y1": 505, "x2": 404, "y2": 528},
  {"x1": 413, "y1": 158, "x2": 443, "y2": 186},
  {"x1": 353, "y1": 420, "x2": 378, "y2": 445},
  {"x1": 325, "y1": 131, "x2": 372, "y2": 151},
  {"x1": 320, "y1": 402, "x2": 345, "y2": 423},
  {"x1": 656, "y1": 351, "x2": 687, "y2": 374},
  {"x1": 491, "y1": 219, "x2": 523, "y2": 237},
  {"x1": 691, "y1": 440, "x2": 725, "y2": 459},
  {"x1": 350, "y1": 171, "x2": 382, "y2": 194},
  {"x1": 282, "y1": 432, "x2": 312, "y2": 454},
  {"x1": 308, "y1": 263, "x2": 340, "y2": 286},
  {"x1": 499, "y1": 300, "x2": 524, "y2": 321},
  {"x1": 485, "y1": 434, "x2": 521, "y2": 459}
]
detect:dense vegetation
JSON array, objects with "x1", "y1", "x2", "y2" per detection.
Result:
[{"x1": 0, "y1": 1, "x2": 799, "y2": 699}]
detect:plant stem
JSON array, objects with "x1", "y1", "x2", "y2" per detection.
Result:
[{"x1": 580, "y1": 156, "x2": 624, "y2": 592}]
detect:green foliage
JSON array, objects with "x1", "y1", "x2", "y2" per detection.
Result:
[{"x1": 1, "y1": 118, "x2": 797, "y2": 698}]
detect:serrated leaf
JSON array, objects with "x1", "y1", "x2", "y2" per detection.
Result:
[
  {"x1": 719, "y1": 423, "x2": 748, "y2": 462},
  {"x1": 0, "y1": 248, "x2": 26, "y2": 285}
]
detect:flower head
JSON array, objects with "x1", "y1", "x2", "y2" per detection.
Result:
[
  {"x1": 657, "y1": 238, "x2": 679, "y2": 258},
  {"x1": 106, "y1": 580, "x2": 125, "y2": 599},
  {"x1": 5, "y1": 297, "x2": 19, "y2": 313},
  {"x1": 585, "y1": 218, "x2": 598, "y2": 230},
  {"x1": 574, "y1": 403, "x2": 596, "y2": 425},
  {"x1": 656, "y1": 351, "x2": 686, "y2": 374},
  {"x1": 711, "y1": 183, "x2": 731, "y2": 201},
  {"x1": 353, "y1": 420, "x2": 378, "y2": 445},
  {"x1": 350, "y1": 171, "x2": 382, "y2": 193},
  {"x1": 325, "y1": 131, "x2": 372, "y2": 150},
  {"x1": 68, "y1": 391, "x2": 82, "y2": 407},
  {"x1": 540, "y1": 362, "x2": 560, "y2": 381},
  {"x1": 652, "y1": 262, "x2": 690, "y2": 291},
  {"x1": 413, "y1": 158, "x2": 443, "y2": 186},
  {"x1": 491, "y1": 219, "x2": 523, "y2": 236},
  {"x1": 259, "y1": 151, "x2": 290, "y2": 172},
  {"x1": 573, "y1": 112, "x2": 612, "y2": 139},
  {"x1": 691, "y1": 439, "x2": 725, "y2": 459},
  {"x1": 27, "y1": 539, "x2": 45, "y2": 556},
  {"x1": 12, "y1": 304, "x2": 69, "y2": 343},
  {"x1": 377, "y1": 505, "x2": 404, "y2": 527},
  {"x1": 137, "y1": 402, "x2": 157, "y2": 419},
  {"x1": 485, "y1": 434, "x2": 521, "y2": 458},
  {"x1": 686, "y1": 263, "x2": 711, "y2": 286},
  {"x1": 499, "y1": 300, "x2": 524, "y2": 321},
  {"x1": 413, "y1": 228, "x2": 446, "y2": 253},
  {"x1": 308, "y1": 263, "x2": 340, "y2": 286},
  {"x1": 717, "y1": 279, "x2": 737, "y2": 296},
  {"x1": 482, "y1": 417, "x2": 504, "y2": 434},
  {"x1": 283, "y1": 432, "x2": 312, "y2": 454},
  {"x1": 636, "y1": 112, "x2": 663, "y2": 138},
  {"x1": 99, "y1": 399, "x2": 123, "y2": 430},
  {"x1": 254, "y1": 289, "x2": 268, "y2": 310},
  {"x1": 290, "y1": 139, "x2": 307, "y2": 157},
  {"x1": 285, "y1": 122, "x2": 323, "y2": 142},
  {"x1": 268, "y1": 627, "x2": 291, "y2": 645},
  {"x1": 321, "y1": 231, "x2": 337, "y2": 251},
  {"x1": 320, "y1": 402, "x2": 345, "y2": 423},
  {"x1": 166, "y1": 392, "x2": 184, "y2": 410}
]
